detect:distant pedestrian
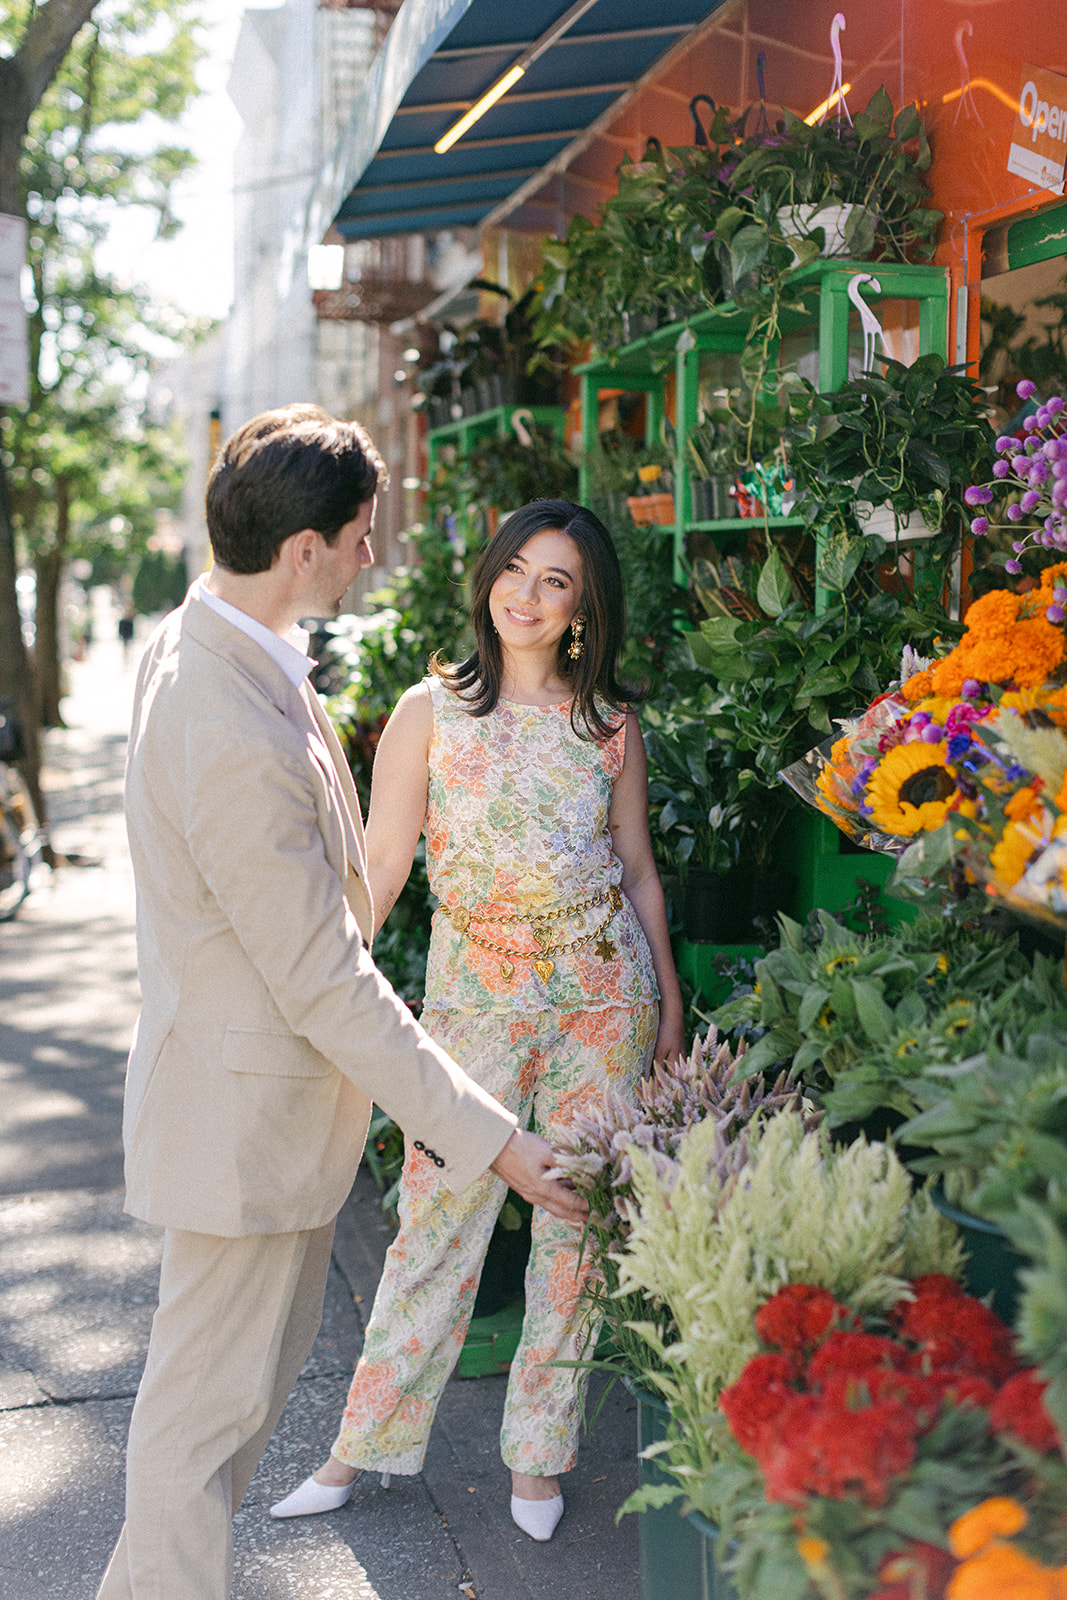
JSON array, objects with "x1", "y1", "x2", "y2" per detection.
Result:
[{"x1": 117, "y1": 608, "x2": 135, "y2": 664}]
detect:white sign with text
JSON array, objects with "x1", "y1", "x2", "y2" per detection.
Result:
[{"x1": 0, "y1": 214, "x2": 29, "y2": 406}]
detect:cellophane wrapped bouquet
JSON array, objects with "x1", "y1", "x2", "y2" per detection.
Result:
[{"x1": 781, "y1": 561, "x2": 1067, "y2": 919}]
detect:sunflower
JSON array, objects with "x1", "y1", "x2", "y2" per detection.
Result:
[{"x1": 866, "y1": 741, "x2": 959, "y2": 835}]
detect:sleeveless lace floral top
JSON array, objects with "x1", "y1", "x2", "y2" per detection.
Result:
[{"x1": 422, "y1": 677, "x2": 658, "y2": 1014}]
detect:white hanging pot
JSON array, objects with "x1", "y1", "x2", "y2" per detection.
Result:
[
  {"x1": 777, "y1": 203, "x2": 869, "y2": 259},
  {"x1": 856, "y1": 501, "x2": 940, "y2": 542}
]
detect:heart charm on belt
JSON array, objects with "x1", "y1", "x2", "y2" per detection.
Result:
[{"x1": 532, "y1": 957, "x2": 555, "y2": 983}]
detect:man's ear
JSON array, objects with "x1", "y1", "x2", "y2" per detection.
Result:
[{"x1": 282, "y1": 528, "x2": 320, "y2": 574}]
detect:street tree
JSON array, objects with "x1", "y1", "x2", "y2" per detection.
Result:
[{"x1": 0, "y1": 0, "x2": 203, "y2": 834}]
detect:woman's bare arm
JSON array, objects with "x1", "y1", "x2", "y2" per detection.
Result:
[
  {"x1": 364, "y1": 682, "x2": 433, "y2": 936},
  {"x1": 608, "y1": 712, "x2": 686, "y2": 1063}
]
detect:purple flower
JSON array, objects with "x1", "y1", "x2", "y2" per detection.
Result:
[
  {"x1": 996, "y1": 435, "x2": 1017, "y2": 452},
  {"x1": 911, "y1": 710, "x2": 931, "y2": 729},
  {"x1": 970, "y1": 516, "x2": 989, "y2": 535},
  {"x1": 1007, "y1": 504, "x2": 1025, "y2": 521},
  {"x1": 1013, "y1": 455, "x2": 1031, "y2": 475},
  {"x1": 1018, "y1": 378, "x2": 1037, "y2": 399},
  {"x1": 1025, "y1": 415, "x2": 1040, "y2": 432},
  {"x1": 1021, "y1": 490, "x2": 1042, "y2": 512},
  {"x1": 1048, "y1": 395, "x2": 1065, "y2": 415},
  {"x1": 964, "y1": 484, "x2": 993, "y2": 505},
  {"x1": 1012, "y1": 541, "x2": 1027, "y2": 553},
  {"x1": 947, "y1": 733, "x2": 973, "y2": 761},
  {"x1": 1047, "y1": 603, "x2": 1065, "y2": 624},
  {"x1": 993, "y1": 460, "x2": 1010, "y2": 478},
  {"x1": 1006, "y1": 558, "x2": 1023, "y2": 574},
  {"x1": 960, "y1": 678, "x2": 983, "y2": 699},
  {"x1": 922, "y1": 722, "x2": 943, "y2": 743}
]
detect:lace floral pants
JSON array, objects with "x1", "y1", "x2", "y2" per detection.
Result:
[{"x1": 331, "y1": 1001, "x2": 657, "y2": 1477}]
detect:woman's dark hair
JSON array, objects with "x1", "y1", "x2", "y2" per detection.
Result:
[
  {"x1": 206, "y1": 404, "x2": 387, "y2": 573},
  {"x1": 433, "y1": 499, "x2": 643, "y2": 741}
]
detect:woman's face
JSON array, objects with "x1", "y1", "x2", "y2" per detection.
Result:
[{"x1": 488, "y1": 528, "x2": 584, "y2": 655}]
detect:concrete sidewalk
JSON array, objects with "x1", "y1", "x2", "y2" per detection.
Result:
[{"x1": 0, "y1": 620, "x2": 640, "y2": 1600}]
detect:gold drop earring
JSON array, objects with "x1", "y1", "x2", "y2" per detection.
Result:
[{"x1": 568, "y1": 616, "x2": 585, "y2": 661}]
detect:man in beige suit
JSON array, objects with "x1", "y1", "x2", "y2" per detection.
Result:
[{"x1": 96, "y1": 406, "x2": 584, "y2": 1600}]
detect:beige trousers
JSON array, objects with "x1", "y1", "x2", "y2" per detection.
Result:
[{"x1": 96, "y1": 1220, "x2": 335, "y2": 1600}]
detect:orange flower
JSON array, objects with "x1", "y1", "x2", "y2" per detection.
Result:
[
  {"x1": 1038, "y1": 561, "x2": 1067, "y2": 595},
  {"x1": 901, "y1": 668, "x2": 936, "y2": 701},
  {"x1": 989, "y1": 821, "x2": 1040, "y2": 886},
  {"x1": 1005, "y1": 786, "x2": 1043, "y2": 823},
  {"x1": 797, "y1": 1534, "x2": 831, "y2": 1568},
  {"x1": 948, "y1": 1544, "x2": 1067, "y2": 1600},
  {"x1": 949, "y1": 1498, "x2": 1028, "y2": 1559}
]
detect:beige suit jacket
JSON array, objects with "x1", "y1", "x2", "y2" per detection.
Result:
[{"x1": 121, "y1": 588, "x2": 515, "y2": 1236}]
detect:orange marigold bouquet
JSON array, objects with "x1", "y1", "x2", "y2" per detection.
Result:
[
  {"x1": 780, "y1": 565, "x2": 1067, "y2": 920},
  {"x1": 715, "y1": 1279, "x2": 1067, "y2": 1600}
]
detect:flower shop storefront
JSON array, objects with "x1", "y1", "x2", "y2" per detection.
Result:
[{"x1": 306, "y1": 1, "x2": 1067, "y2": 1595}]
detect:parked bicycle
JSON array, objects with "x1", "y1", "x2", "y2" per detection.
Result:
[{"x1": 0, "y1": 698, "x2": 41, "y2": 921}]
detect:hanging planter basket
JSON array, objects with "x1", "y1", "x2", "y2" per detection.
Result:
[
  {"x1": 856, "y1": 501, "x2": 940, "y2": 543},
  {"x1": 776, "y1": 203, "x2": 873, "y2": 260}
]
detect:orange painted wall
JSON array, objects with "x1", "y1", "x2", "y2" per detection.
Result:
[{"x1": 516, "y1": 0, "x2": 1067, "y2": 362}]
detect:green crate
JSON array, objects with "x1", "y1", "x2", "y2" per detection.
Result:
[
  {"x1": 674, "y1": 941, "x2": 762, "y2": 1009},
  {"x1": 786, "y1": 810, "x2": 914, "y2": 929},
  {"x1": 457, "y1": 1297, "x2": 525, "y2": 1378}
]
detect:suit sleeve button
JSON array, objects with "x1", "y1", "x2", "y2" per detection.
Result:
[
  {"x1": 435, "y1": 1155, "x2": 445, "y2": 1168},
  {"x1": 413, "y1": 1140, "x2": 425, "y2": 1152}
]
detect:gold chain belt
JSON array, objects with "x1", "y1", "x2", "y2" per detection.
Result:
[{"x1": 447, "y1": 885, "x2": 623, "y2": 982}]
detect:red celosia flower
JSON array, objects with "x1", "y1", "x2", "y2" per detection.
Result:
[
  {"x1": 896, "y1": 1292, "x2": 1017, "y2": 1384},
  {"x1": 888, "y1": 1275, "x2": 966, "y2": 1329},
  {"x1": 808, "y1": 1330, "x2": 906, "y2": 1386},
  {"x1": 861, "y1": 1367, "x2": 946, "y2": 1430},
  {"x1": 991, "y1": 1369, "x2": 1061, "y2": 1454},
  {"x1": 720, "y1": 1353, "x2": 803, "y2": 1456},
  {"x1": 755, "y1": 1284, "x2": 843, "y2": 1353},
  {"x1": 761, "y1": 1394, "x2": 918, "y2": 1507},
  {"x1": 935, "y1": 1372, "x2": 997, "y2": 1412}
]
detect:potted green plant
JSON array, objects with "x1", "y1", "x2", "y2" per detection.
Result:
[
  {"x1": 643, "y1": 702, "x2": 749, "y2": 942},
  {"x1": 788, "y1": 352, "x2": 997, "y2": 546},
  {"x1": 612, "y1": 1110, "x2": 980, "y2": 1595},
  {"x1": 720, "y1": 88, "x2": 942, "y2": 277},
  {"x1": 550, "y1": 1032, "x2": 809, "y2": 1600}
]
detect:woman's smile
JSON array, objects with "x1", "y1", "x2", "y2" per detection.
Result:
[{"x1": 489, "y1": 528, "x2": 584, "y2": 651}]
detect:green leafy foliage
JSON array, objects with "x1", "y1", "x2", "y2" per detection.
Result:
[
  {"x1": 788, "y1": 353, "x2": 997, "y2": 545},
  {"x1": 714, "y1": 909, "x2": 1047, "y2": 1125}
]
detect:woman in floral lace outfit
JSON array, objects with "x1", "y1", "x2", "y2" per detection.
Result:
[{"x1": 272, "y1": 500, "x2": 683, "y2": 1540}]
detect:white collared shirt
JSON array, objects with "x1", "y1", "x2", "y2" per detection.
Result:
[{"x1": 194, "y1": 575, "x2": 315, "y2": 688}]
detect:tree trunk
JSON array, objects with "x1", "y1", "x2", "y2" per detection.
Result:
[
  {"x1": 35, "y1": 475, "x2": 69, "y2": 728},
  {"x1": 34, "y1": 552, "x2": 66, "y2": 730},
  {"x1": 0, "y1": 454, "x2": 51, "y2": 858}
]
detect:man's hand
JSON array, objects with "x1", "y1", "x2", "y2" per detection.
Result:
[{"x1": 490, "y1": 1130, "x2": 589, "y2": 1224}]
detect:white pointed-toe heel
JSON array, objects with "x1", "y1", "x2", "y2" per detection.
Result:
[
  {"x1": 510, "y1": 1492, "x2": 564, "y2": 1542},
  {"x1": 270, "y1": 1472, "x2": 361, "y2": 1519}
]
